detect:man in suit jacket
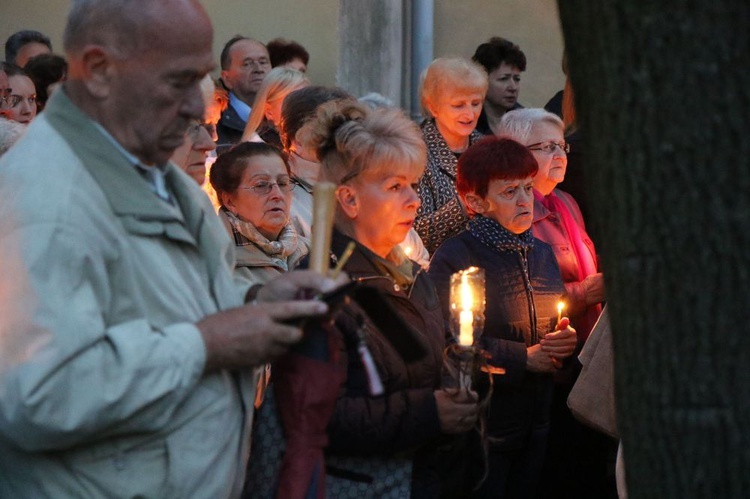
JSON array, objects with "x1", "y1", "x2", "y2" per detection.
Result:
[{"x1": 217, "y1": 35, "x2": 271, "y2": 151}]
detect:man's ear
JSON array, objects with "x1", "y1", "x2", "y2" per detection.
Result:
[
  {"x1": 463, "y1": 191, "x2": 487, "y2": 214},
  {"x1": 221, "y1": 70, "x2": 233, "y2": 90},
  {"x1": 78, "y1": 45, "x2": 116, "y2": 99},
  {"x1": 335, "y1": 185, "x2": 359, "y2": 219}
]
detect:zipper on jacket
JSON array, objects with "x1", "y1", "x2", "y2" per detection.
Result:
[
  {"x1": 353, "y1": 266, "x2": 424, "y2": 300},
  {"x1": 519, "y1": 246, "x2": 538, "y2": 345}
]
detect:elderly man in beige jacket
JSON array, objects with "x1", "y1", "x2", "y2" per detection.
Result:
[{"x1": 0, "y1": 1, "x2": 341, "y2": 497}]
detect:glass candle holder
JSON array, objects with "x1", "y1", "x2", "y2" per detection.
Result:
[{"x1": 449, "y1": 266, "x2": 486, "y2": 347}]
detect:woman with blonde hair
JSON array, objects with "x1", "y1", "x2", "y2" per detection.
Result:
[
  {"x1": 294, "y1": 100, "x2": 477, "y2": 497},
  {"x1": 415, "y1": 57, "x2": 488, "y2": 253},
  {"x1": 240, "y1": 66, "x2": 309, "y2": 148}
]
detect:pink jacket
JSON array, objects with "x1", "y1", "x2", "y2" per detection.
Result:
[{"x1": 532, "y1": 188, "x2": 599, "y2": 336}]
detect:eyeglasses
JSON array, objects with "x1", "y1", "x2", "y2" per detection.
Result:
[
  {"x1": 526, "y1": 141, "x2": 570, "y2": 154},
  {"x1": 239, "y1": 178, "x2": 295, "y2": 195},
  {"x1": 187, "y1": 121, "x2": 216, "y2": 140},
  {"x1": 4, "y1": 94, "x2": 36, "y2": 108},
  {"x1": 0, "y1": 88, "x2": 12, "y2": 108}
]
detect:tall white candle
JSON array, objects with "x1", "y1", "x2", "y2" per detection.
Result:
[
  {"x1": 459, "y1": 310, "x2": 474, "y2": 346},
  {"x1": 458, "y1": 273, "x2": 474, "y2": 346}
]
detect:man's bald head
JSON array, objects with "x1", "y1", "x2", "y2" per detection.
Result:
[
  {"x1": 63, "y1": 0, "x2": 212, "y2": 59},
  {"x1": 61, "y1": 0, "x2": 216, "y2": 166}
]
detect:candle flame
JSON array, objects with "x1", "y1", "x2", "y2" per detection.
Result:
[{"x1": 557, "y1": 301, "x2": 564, "y2": 314}]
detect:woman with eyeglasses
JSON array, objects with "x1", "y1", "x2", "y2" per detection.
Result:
[
  {"x1": 0, "y1": 63, "x2": 37, "y2": 124},
  {"x1": 170, "y1": 75, "x2": 218, "y2": 186},
  {"x1": 498, "y1": 109, "x2": 614, "y2": 499},
  {"x1": 498, "y1": 109, "x2": 603, "y2": 352},
  {"x1": 210, "y1": 141, "x2": 308, "y2": 285}
]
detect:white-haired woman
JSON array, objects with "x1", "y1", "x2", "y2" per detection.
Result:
[
  {"x1": 415, "y1": 57, "x2": 488, "y2": 254},
  {"x1": 240, "y1": 66, "x2": 309, "y2": 148},
  {"x1": 498, "y1": 108, "x2": 603, "y2": 341},
  {"x1": 498, "y1": 108, "x2": 614, "y2": 499}
]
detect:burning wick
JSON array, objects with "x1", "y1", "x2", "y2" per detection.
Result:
[{"x1": 557, "y1": 301, "x2": 565, "y2": 325}]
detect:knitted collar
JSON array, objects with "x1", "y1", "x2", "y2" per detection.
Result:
[
  {"x1": 468, "y1": 215, "x2": 534, "y2": 253},
  {"x1": 222, "y1": 207, "x2": 298, "y2": 258}
]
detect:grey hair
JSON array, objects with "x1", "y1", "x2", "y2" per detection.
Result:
[
  {"x1": 358, "y1": 92, "x2": 394, "y2": 110},
  {"x1": 63, "y1": 0, "x2": 154, "y2": 57},
  {"x1": 497, "y1": 108, "x2": 564, "y2": 144}
]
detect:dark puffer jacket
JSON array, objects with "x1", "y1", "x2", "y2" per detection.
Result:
[
  {"x1": 428, "y1": 229, "x2": 565, "y2": 450},
  {"x1": 323, "y1": 231, "x2": 448, "y2": 495}
]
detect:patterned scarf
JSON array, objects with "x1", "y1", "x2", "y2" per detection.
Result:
[
  {"x1": 468, "y1": 214, "x2": 535, "y2": 254},
  {"x1": 416, "y1": 119, "x2": 484, "y2": 253},
  {"x1": 222, "y1": 207, "x2": 299, "y2": 258}
]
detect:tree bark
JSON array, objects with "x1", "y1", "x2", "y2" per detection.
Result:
[{"x1": 558, "y1": 2, "x2": 750, "y2": 497}]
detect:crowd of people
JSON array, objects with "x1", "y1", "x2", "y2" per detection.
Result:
[{"x1": 0, "y1": 1, "x2": 618, "y2": 498}]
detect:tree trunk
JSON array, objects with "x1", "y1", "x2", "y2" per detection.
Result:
[{"x1": 558, "y1": 2, "x2": 750, "y2": 498}]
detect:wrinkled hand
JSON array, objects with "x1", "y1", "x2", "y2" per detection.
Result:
[
  {"x1": 541, "y1": 322, "x2": 577, "y2": 364},
  {"x1": 435, "y1": 388, "x2": 478, "y2": 434},
  {"x1": 581, "y1": 273, "x2": 605, "y2": 305},
  {"x1": 199, "y1": 271, "x2": 349, "y2": 373},
  {"x1": 198, "y1": 299, "x2": 329, "y2": 372},
  {"x1": 526, "y1": 344, "x2": 557, "y2": 373}
]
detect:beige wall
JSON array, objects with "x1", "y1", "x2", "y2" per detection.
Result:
[
  {"x1": 0, "y1": 0, "x2": 564, "y2": 108},
  {"x1": 201, "y1": 0, "x2": 339, "y2": 88},
  {"x1": 434, "y1": 0, "x2": 565, "y2": 108}
]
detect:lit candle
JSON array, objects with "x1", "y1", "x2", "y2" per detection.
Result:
[
  {"x1": 557, "y1": 301, "x2": 565, "y2": 325},
  {"x1": 459, "y1": 310, "x2": 473, "y2": 346},
  {"x1": 458, "y1": 273, "x2": 474, "y2": 346}
]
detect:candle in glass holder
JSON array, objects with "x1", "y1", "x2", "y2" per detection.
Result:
[{"x1": 450, "y1": 267, "x2": 485, "y2": 347}]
